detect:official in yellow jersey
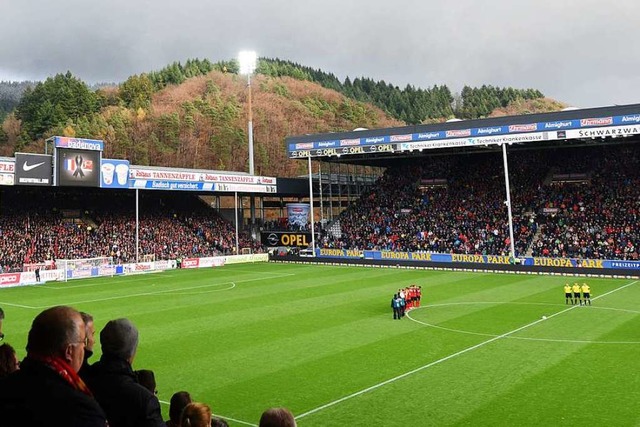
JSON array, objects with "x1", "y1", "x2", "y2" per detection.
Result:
[
  {"x1": 564, "y1": 283, "x2": 573, "y2": 305},
  {"x1": 581, "y1": 282, "x2": 591, "y2": 305},
  {"x1": 572, "y1": 283, "x2": 582, "y2": 306}
]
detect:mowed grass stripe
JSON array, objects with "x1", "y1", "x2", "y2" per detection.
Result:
[{"x1": 455, "y1": 320, "x2": 640, "y2": 426}]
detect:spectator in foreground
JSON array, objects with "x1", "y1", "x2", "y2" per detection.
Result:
[
  {"x1": 167, "y1": 391, "x2": 192, "y2": 427},
  {"x1": 259, "y1": 407, "x2": 297, "y2": 427},
  {"x1": 0, "y1": 306, "x2": 108, "y2": 426},
  {"x1": 181, "y1": 402, "x2": 212, "y2": 427},
  {"x1": 85, "y1": 318, "x2": 165, "y2": 427},
  {"x1": 136, "y1": 369, "x2": 157, "y2": 395},
  {"x1": 78, "y1": 311, "x2": 96, "y2": 379},
  {"x1": 0, "y1": 307, "x2": 4, "y2": 341},
  {"x1": 211, "y1": 416, "x2": 229, "y2": 426},
  {"x1": 0, "y1": 343, "x2": 19, "y2": 377}
]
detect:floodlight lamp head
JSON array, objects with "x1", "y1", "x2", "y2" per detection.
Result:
[{"x1": 238, "y1": 51, "x2": 257, "y2": 75}]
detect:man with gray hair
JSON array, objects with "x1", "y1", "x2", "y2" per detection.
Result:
[{"x1": 85, "y1": 318, "x2": 165, "y2": 427}]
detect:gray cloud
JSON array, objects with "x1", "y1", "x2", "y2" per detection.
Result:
[{"x1": 1, "y1": 0, "x2": 638, "y2": 107}]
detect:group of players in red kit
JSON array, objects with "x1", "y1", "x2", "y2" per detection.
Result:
[{"x1": 391, "y1": 285, "x2": 422, "y2": 319}]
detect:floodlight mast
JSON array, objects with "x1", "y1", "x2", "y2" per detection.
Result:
[
  {"x1": 501, "y1": 143, "x2": 516, "y2": 261},
  {"x1": 238, "y1": 50, "x2": 257, "y2": 176}
]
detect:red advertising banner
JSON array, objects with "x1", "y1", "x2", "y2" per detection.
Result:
[
  {"x1": 182, "y1": 258, "x2": 200, "y2": 269},
  {"x1": 0, "y1": 273, "x2": 21, "y2": 286}
]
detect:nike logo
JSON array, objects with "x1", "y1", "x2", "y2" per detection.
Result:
[{"x1": 23, "y1": 161, "x2": 45, "y2": 171}]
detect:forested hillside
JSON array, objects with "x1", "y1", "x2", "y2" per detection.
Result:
[
  {"x1": 0, "y1": 69, "x2": 403, "y2": 176},
  {"x1": 0, "y1": 81, "x2": 35, "y2": 122},
  {"x1": 0, "y1": 57, "x2": 564, "y2": 176}
]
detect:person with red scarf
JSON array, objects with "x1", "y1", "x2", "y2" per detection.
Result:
[{"x1": 0, "y1": 305, "x2": 108, "y2": 426}]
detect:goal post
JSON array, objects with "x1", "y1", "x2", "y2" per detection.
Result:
[{"x1": 57, "y1": 256, "x2": 114, "y2": 282}]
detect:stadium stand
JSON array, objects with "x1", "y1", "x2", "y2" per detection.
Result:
[
  {"x1": 320, "y1": 144, "x2": 640, "y2": 260},
  {"x1": 0, "y1": 189, "x2": 259, "y2": 272},
  {"x1": 1, "y1": 144, "x2": 638, "y2": 271}
]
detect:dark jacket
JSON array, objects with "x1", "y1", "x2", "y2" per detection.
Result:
[
  {"x1": 85, "y1": 354, "x2": 165, "y2": 427},
  {"x1": 78, "y1": 348, "x2": 94, "y2": 381},
  {"x1": 0, "y1": 357, "x2": 108, "y2": 427}
]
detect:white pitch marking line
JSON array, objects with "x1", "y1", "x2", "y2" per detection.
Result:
[
  {"x1": 35, "y1": 282, "x2": 236, "y2": 308},
  {"x1": 227, "y1": 269, "x2": 297, "y2": 277},
  {"x1": 37, "y1": 274, "x2": 161, "y2": 290},
  {"x1": 36, "y1": 271, "x2": 295, "y2": 291},
  {"x1": 3, "y1": 271, "x2": 295, "y2": 310},
  {"x1": 0, "y1": 301, "x2": 37, "y2": 309},
  {"x1": 295, "y1": 280, "x2": 637, "y2": 420},
  {"x1": 407, "y1": 303, "x2": 640, "y2": 344},
  {"x1": 169, "y1": 282, "x2": 236, "y2": 295}
]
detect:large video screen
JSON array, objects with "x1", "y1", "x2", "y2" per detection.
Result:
[{"x1": 56, "y1": 148, "x2": 101, "y2": 187}]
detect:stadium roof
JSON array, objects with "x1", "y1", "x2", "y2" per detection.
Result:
[{"x1": 285, "y1": 103, "x2": 640, "y2": 167}]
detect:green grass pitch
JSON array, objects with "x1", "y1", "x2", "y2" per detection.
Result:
[{"x1": 1, "y1": 263, "x2": 639, "y2": 426}]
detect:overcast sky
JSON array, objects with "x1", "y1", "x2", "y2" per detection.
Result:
[{"x1": 1, "y1": 0, "x2": 639, "y2": 108}]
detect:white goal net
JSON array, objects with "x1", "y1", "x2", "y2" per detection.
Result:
[{"x1": 58, "y1": 256, "x2": 113, "y2": 281}]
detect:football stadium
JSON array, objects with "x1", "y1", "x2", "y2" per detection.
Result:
[{"x1": 1, "y1": 104, "x2": 640, "y2": 426}]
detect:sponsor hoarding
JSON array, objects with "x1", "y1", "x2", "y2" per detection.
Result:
[
  {"x1": 129, "y1": 167, "x2": 276, "y2": 185},
  {"x1": 261, "y1": 231, "x2": 315, "y2": 247},
  {"x1": 564, "y1": 125, "x2": 640, "y2": 139},
  {"x1": 215, "y1": 183, "x2": 277, "y2": 193},
  {"x1": 131, "y1": 180, "x2": 215, "y2": 191},
  {"x1": 128, "y1": 167, "x2": 277, "y2": 193},
  {"x1": 0, "y1": 273, "x2": 22, "y2": 286},
  {"x1": 286, "y1": 111, "x2": 640, "y2": 158},
  {"x1": 196, "y1": 257, "x2": 225, "y2": 268},
  {"x1": 0, "y1": 160, "x2": 14, "y2": 173},
  {"x1": 54, "y1": 136, "x2": 104, "y2": 151},
  {"x1": 290, "y1": 143, "x2": 396, "y2": 158},
  {"x1": 181, "y1": 258, "x2": 200, "y2": 269},
  {"x1": 101, "y1": 159, "x2": 130, "y2": 189},
  {"x1": 14, "y1": 153, "x2": 53, "y2": 186},
  {"x1": 0, "y1": 174, "x2": 14, "y2": 186},
  {"x1": 313, "y1": 249, "x2": 639, "y2": 271}
]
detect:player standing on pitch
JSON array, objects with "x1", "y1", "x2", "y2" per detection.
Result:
[
  {"x1": 581, "y1": 282, "x2": 591, "y2": 305},
  {"x1": 564, "y1": 283, "x2": 573, "y2": 305},
  {"x1": 572, "y1": 282, "x2": 582, "y2": 306}
]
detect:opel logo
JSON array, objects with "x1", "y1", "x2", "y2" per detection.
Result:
[{"x1": 267, "y1": 233, "x2": 279, "y2": 246}]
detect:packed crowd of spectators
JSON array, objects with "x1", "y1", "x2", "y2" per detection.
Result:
[
  {"x1": 321, "y1": 143, "x2": 640, "y2": 261},
  {"x1": 320, "y1": 153, "x2": 524, "y2": 256},
  {"x1": 0, "y1": 191, "x2": 260, "y2": 272},
  {"x1": 1, "y1": 143, "x2": 639, "y2": 271},
  {"x1": 527, "y1": 145, "x2": 639, "y2": 259}
]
